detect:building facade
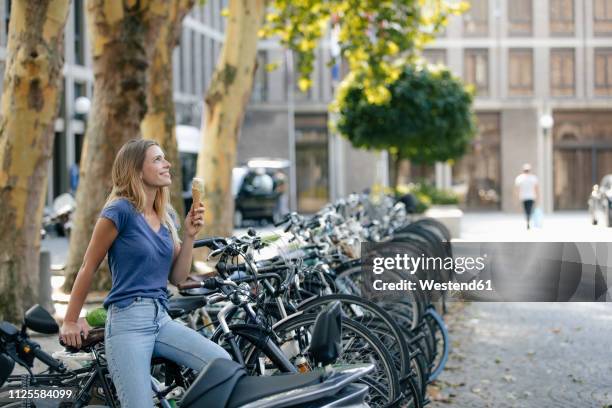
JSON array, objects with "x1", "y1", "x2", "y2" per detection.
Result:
[
  {"x1": 3, "y1": 0, "x2": 608, "y2": 213},
  {"x1": 422, "y1": 0, "x2": 612, "y2": 212},
  {"x1": 0, "y1": 0, "x2": 387, "y2": 214}
]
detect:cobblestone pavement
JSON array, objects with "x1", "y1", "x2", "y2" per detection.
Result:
[
  {"x1": 430, "y1": 211, "x2": 612, "y2": 407},
  {"x1": 429, "y1": 302, "x2": 612, "y2": 407}
]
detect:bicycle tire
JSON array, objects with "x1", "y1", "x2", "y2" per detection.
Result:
[{"x1": 246, "y1": 313, "x2": 401, "y2": 408}]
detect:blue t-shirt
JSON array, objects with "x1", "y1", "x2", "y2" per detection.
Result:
[{"x1": 99, "y1": 198, "x2": 178, "y2": 310}]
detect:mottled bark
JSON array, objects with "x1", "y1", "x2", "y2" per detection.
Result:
[
  {"x1": 141, "y1": 0, "x2": 195, "y2": 220},
  {"x1": 0, "y1": 0, "x2": 70, "y2": 322},
  {"x1": 63, "y1": 0, "x2": 169, "y2": 292},
  {"x1": 197, "y1": 0, "x2": 266, "y2": 239}
]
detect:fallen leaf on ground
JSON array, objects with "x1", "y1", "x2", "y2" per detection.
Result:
[
  {"x1": 428, "y1": 385, "x2": 454, "y2": 403},
  {"x1": 502, "y1": 374, "x2": 516, "y2": 383}
]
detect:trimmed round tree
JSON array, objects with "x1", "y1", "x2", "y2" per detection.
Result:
[{"x1": 335, "y1": 62, "x2": 477, "y2": 186}]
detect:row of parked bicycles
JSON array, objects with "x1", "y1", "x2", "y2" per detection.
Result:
[{"x1": 0, "y1": 192, "x2": 452, "y2": 407}]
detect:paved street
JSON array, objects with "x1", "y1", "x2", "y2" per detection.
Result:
[{"x1": 430, "y1": 211, "x2": 612, "y2": 408}]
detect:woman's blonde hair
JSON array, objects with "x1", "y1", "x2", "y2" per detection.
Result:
[{"x1": 103, "y1": 139, "x2": 181, "y2": 245}]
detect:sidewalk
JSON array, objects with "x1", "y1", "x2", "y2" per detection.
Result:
[{"x1": 430, "y1": 210, "x2": 612, "y2": 408}]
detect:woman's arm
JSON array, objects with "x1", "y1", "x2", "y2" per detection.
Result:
[
  {"x1": 169, "y1": 236, "x2": 194, "y2": 286},
  {"x1": 60, "y1": 218, "x2": 118, "y2": 347},
  {"x1": 169, "y1": 205, "x2": 205, "y2": 286}
]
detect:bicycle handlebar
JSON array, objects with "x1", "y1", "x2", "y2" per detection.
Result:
[
  {"x1": 177, "y1": 277, "x2": 220, "y2": 291},
  {"x1": 193, "y1": 237, "x2": 227, "y2": 250},
  {"x1": 28, "y1": 341, "x2": 65, "y2": 372}
]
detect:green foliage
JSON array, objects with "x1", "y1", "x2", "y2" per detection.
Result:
[
  {"x1": 408, "y1": 181, "x2": 458, "y2": 205},
  {"x1": 396, "y1": 180, "x2": 459, "y2": 213},
  {"x1": 260, "y1": 0, "x2": 468, "y2": 104},
  {"x1": 335, "y1": 62, "x2": 477, "y2": 165}
]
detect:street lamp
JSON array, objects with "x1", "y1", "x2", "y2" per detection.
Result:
[
  {"x1": 539, "y1": 113, "x2": 554, "y2": 131},
  {"x1": 74, "y1": 96, "x2": 91, "y2": 116}
]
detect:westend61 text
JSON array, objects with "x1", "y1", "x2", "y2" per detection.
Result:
[{"x1": 372, "y1": 279, "x2": 493, "y2": 292}]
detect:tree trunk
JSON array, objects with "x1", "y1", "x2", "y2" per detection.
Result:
[
  {"x1": 0, "y1": 0, "x2": 70, "y2": 322},
  {"x1": 140, "y1": 0, "x2": 194, "y2": 220},
  {"x1": 63, "y1": 0, "x2": 168, "y2": 293},
  {"x1": 388, "y1": 152, "x2": 403, "y2": 189},
  {"x1": 197, "y1": 0, "x2": 266, "y2": 239}
]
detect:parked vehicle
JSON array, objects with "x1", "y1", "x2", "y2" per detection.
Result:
[
  {"x1": 233, "y1": 159, "x2": 291, "y2": 227},
  {"x1": 42, "y1": 193, "x2": 75, "y2": 237},
  {"x1": 588, "y1": 175, "x2": 612, "y2": 226},
  {"x1": 178, "y1": 125, "x2": 290, "y2": 227}
]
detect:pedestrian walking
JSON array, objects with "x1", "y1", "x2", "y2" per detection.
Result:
[{"x1": 515, "y1": 163, "x2": 539, "y2": 229}]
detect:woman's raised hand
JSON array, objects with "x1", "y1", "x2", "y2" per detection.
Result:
[{"x1": 185, "y1": 204, "x2": 205, "y2": 239}]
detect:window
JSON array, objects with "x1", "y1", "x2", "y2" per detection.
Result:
[
  {"x1": 295, "y1": 114, "x2": 329, "y2": 212},
  {"x1": 463, "y1": 0, "x2": 488, "y2": 36},
  {"x1": 191, "y1": 31, "x2": 197, "y2": 95},
  {"x1": 508, "y1": 49, "x2": 533, "y2": 96},
  {"x1": 464, "y1": 49, "x2": 489, "y2": 96},
  {"x1": 550, "y1": 0, "x2": 574, "y2": 35},
  {"x1": 508, "y1": 0, "x2": 532, "y2": 36},
  {"x1": 293, "y1": 52, "x2": 312, "y2": 102},
  {"x1": 594, "y1": 48, "x2": 612, "y2": 96},
  {"x1": 594, "y1": 0, "x2": 612, "y2": 35},
  {"x1": 178, "y1": 30, "x2": 186, "y2": 93},
  {"x1": 74, "y1": 81, "x2": 86, "y2": 98},
  {"x1": 201, "y1": 35, "x2": 208, "y2": 92},
  {"x1": 251, "y1": 51, "x2": 267, "y2": 103},
  {"x1": 3, "y1": 0, "x2": 11, "y2": 43},
  {"x1": 74, "y1": 0, "x2": 85, "y2": 65},
  {"x1": 422, "y1": 49, "x2": 447, "y2": 66},
  {"x1": 550, "y1": 49, "x2": 575, "y2": 96}
]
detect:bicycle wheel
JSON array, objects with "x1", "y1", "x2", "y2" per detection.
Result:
[
  {"x1": 335, "y1": 265, "x2": 425, "y2": 330},
  {"x1": 298, "y1": 294, "x2": 410, "y2": 373},
  {"x1": 424, "y1": 307, "x2": 450, "y2": 382},
  {"x1": 244, "y1": 313, "x2": 401, "y2": 408}
]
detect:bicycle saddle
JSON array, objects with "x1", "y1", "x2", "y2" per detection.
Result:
[
  {"x1": 180, "y1": 358, "x2": 325, "y2": 408},
  {"x1": 60, "y1": 327, "x2": 105, "y2": 352},
  {"x1": 166, "y1": 295, "x2": 207, "y2": 318}
]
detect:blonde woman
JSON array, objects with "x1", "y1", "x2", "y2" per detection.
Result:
[{"x1": 59, "y1": 139, "x2": 230, "y2": 408}]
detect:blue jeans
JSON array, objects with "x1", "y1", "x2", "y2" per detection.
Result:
[{"x1": 104, "y1": 297, "x2": 231, "y2": 408}]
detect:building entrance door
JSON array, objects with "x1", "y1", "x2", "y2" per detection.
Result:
[
  {"x1": 295, "y1": 114, "x2": 329, "y2": 213},
  {"x1": 553, "y1": 111, "x2": 612, "y2": 210},
  {"x1": 554, "y1": 145, "x2": 612, "y2": 209}
]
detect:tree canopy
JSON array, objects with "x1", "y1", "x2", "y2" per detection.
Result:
[
  {"x1": 335, "y1": 62, "x2": 477, "y2": 165},
  {"x1": 260, "y1": 0, "x2": 468, "y2": 104}
]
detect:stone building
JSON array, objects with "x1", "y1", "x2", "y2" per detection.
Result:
[{"x1": 422, "y1": 0, "x2": 612, "y2": 211}]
